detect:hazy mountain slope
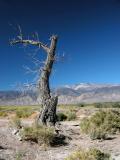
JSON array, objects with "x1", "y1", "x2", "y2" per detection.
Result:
[{"x1": 1, "y1": 83, "x2": 120, "y2": 105}]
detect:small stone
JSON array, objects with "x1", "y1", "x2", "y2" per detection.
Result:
[{"x1": 12, "y1": 129, "x2": 19, "y2": 135}]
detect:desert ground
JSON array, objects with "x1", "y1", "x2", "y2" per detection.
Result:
[{"x1": 0, "y1": 105, "x2": 120, "y2": 160}]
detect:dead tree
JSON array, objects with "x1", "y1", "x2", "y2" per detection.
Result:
[{"x1": 11, "y1": 34, "x2": 58, "y2": 126}]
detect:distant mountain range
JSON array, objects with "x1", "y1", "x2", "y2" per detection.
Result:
[
  {"x1": 1, "y1": 83, "x2": 120, "y2": 105},
  {"x1": 56, "y1": 83, "x2": 120, "y2": 104}
]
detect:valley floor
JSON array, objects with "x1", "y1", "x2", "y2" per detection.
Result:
[{"x1": 0, "y1": 117, "x2": 120, "y2": 160}]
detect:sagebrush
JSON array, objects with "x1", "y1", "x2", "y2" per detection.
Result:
[
  {"x1": 20, "y1": 124, "x2": 55, "y2": 146},
  {"x1": 80, "y1": 110, "x2": 120, "y2": 139},
  {"x1": 65, "y1": 148, "x2": 111, "y2": 160}
]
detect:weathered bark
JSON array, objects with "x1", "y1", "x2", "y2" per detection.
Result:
[
  {"x1": 38, "y1": 96, "x2": 58, "y2": 126},
  {"x1": 11, "y1": 35, "x2": 58, "y2": 126},
  {"x1": 38, "y1": 35, "x2": 58, "y2": 126}
]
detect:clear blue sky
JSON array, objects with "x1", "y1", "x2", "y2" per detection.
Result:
[{"x1": 0, "y1": 0, "x2": 120, "y2": 90}]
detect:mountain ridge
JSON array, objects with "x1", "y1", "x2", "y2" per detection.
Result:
[{"x1": 1, "y1": 83, "x2": 120, "y2": 105}]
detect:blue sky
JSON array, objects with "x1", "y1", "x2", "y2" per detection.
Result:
[{"x1": 0, "y1": 0, "x2": 120, "y2": 90}]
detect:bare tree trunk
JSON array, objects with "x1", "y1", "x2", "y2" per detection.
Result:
[
  {"x1": 11, "y1": 35, "x2": 58, "y2": 126},
  {"x1": 38, "y1": 36, "x2": 58, "y2": 126}
]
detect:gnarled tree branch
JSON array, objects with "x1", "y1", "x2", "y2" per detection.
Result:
[{"x1": 10, "y1": 39, "x2": 50, "y2": 53}]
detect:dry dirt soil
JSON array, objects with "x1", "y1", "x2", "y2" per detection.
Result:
[{"x1": 0, "y1": 109, "x2": 120, "y2": 160}]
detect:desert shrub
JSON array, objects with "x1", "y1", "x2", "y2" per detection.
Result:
[
  {"x1": 94, "y1": 102, "x2": 120, "y2": 108},
  {"x1": 80, "y1": 110, "x2": 120, "y2": 140},
  {"x1": 89, "y1": 128, "x2": 107, "y2": 140},
  {"x1": 12, "y1": 117, "x2": 22, "y2": 129},
  {"x1": 20, "y1": 125, "x2": 55, "y2": 146},
  {"x1": 0, "y1": 111, "x2": 7, "y2": 117},
  {"x1": 57, "y1": 111, "x2": 76, "y2": 121},
  {"x1": 112, "y1": 102, "x2": 120, "y2": 108},
  {"x1": 94, "y1": 103, "x2": 104, "y2": 108},
  {"x1": 16, "y1": 109, "x2": 32, "y2": 118},
  {"x1": 67, "y1": 111, "x2": 76, "y2": 121},
  {"x1": 78, "y1": 104, "x2": 85, "y2": 107},
  {"x1": 65, "y1": 148, "x2": 110, "y2": 160},
  {"x1": 15, "y1": 151, "x2": 25, "y2": 160},
  {"x1": 57, "y1": 112, "x2": 67, "y2": 121}
]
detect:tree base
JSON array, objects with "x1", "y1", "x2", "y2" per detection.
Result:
[{"x1": 37, "y1": 96, "x2": 58, "y2": 126}]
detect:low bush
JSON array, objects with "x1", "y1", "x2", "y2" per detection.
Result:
[
  {"x1": 65, "y1": 148, "x2": 110, "y2": 160},
  {"x1": 57, "y1": 112, "x2": 67, "y2": 121},
  {"x1": 80, "y1": 110, "x2": 120, "y2": 140},
  {"x1": 57, "y1": 111, "x2": 76, "y2": 121},
  {"x1": 94, "y1": 103, "x2": 104, "y2": 108},
  {"x1": 12, "y1": 117, "x2": 22, "y2": 129},
  {"x1": 16, "y1": 109, "x2": 32, "y2": 118},
  {"x1": 78, "y1": 104, "x2": 85, "y2": 107},
  {"x1": 67, "y1": 111, "x2": 76, "y2": 121},
  {"x1": 94, "y1": 102, "x2": 120, "y2": 108},
  {"x1": 20, "y1": 125, "x2": 55, "y2": 146},
  {"x1": 112, "y1": 102, "x2": 120, "y2": 108},
  {"x1": 15, "y1": 151, "x2": 25, "y2": 160},
  {"x1": 0, "y1": 111, "x2": 7, "y2": 117}
]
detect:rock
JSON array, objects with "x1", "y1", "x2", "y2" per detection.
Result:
[{"x1": 12, "y1": 129, "x2": 19, "y2": 135}]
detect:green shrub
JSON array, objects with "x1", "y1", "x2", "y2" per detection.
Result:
[
  {"x1": 65, "y1": 148, "x2": 110, "y2": 160},
  {"x1": 78, "y1": 104, "x2": 85, "y2": 107},
  {"x1": 0, "y1": 111, "x2": 7, "y2": 117},
  {"x1": 67, "y1": 111, "x2": 76, "y2": 121},
  {"x1": 90, "y1": 128, "x2": 107, "y2": 140},
  {"x1": 57, "y1": 111, "x2": 76, "y2": 121},
  {"x1": 16, "y1": 109, "x2": 32, "y2": 118},
  {"x1": 57, "y1": 112, "x2": 67, "y2": 121},
  {"x1": 80, "y1": 110, "x2": 120, "y2": 140},
  {"x1": 94, "y1": 103, "x2": 103, "y2": 108},
  {"x1": 12, "y1": 117, "x2": 22, "y2": 129},
  {"x1": 89, "y1": 148, "x2": 110, "y2": 160},
  {"x1": 15, "y1": 151, "x2": 25, "y2": 160},
  {"x1": 20, "y1": 125, "x2": 55, "y2": 146},
  {"x1": 112, "y1": 102, "x2": 120, "y2": 108},
  {"x1": 94, "y1": 102, "x2": 120, "y2": 108}
]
